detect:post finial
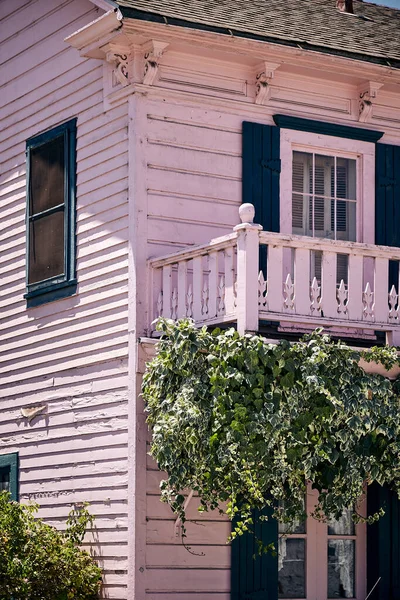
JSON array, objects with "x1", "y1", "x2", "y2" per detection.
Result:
[{"x1": 239, "y1": 203, "x2": 255, "y2": 224}]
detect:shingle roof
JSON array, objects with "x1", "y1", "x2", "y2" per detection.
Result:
[{"x1": 116, "y1": 0, "x2": 400, "y2": 69}]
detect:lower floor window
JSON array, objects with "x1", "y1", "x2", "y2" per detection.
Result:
[
  {"x1": 278, "y1": 488, "x2": 366, "y2": 600},
  {"x1": 0, "y1": 453, "x2": 19, "y2": 501}
]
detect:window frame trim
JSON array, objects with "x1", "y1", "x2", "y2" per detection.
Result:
[
  {"x1": 279, "y1": 128, "x2": 376, "y2": 246},
  {"x1": 291, "y1": 149, "x2": 358, "y2": 241},
  {"x1": 0, "y1": 452, "x2": 19, "y2": 501},
  {"x1": 278, "y1": 487, "x2": 367, "y2": 600},
  {"x1": 273, "y1": 115, "x2": 383, "y2": 144},
  {"x1": 24, "y1": 118, "x2": 77, "y2": 308}
]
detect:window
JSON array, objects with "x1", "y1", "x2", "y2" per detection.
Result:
[
  {"x1": 25, "y1": 119, "x2": 77, "y2": 307},
  {"x1": 292, "y1": 151, "x2": 357, "y2": 285},
  {"x1": 292, "y1": 152, "x2": 357, "y2": 242},
  {"x1": 279, "y1": 128, "x2": 376, "y2": 246},
  {"x1": 278, "y1": 488, "x2": 366, "y2": 600},
  {"x1": 278, "y1": 128, "x2": 375, "y2": 288},
  {"x1": 0, "y1": 453, "x2": 19, "y2": 501}
]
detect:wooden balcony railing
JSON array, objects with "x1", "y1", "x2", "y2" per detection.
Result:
[{"x1": 149, "y1": 204, "x2": 400, "y2": 345}]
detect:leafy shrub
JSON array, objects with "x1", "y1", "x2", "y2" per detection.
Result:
[
  {"x1": 0, "y1": 493, "x2": 102, "y2": 600},
  {"x1": 143, "y1": 319, "x2": 400, "y2": 540}
]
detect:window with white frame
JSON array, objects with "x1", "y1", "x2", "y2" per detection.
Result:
[
  {"x1": 279, "y1": 130, "x2": 375, "y2": 287},
  {"x1": 292, "y1": 152, "x2": 357, "y2": 243},
  {"x1": 278, "y1": 488, "x2": 366, "y2": 600},
  {"x1": 279, "y1": 129, "x2": 375, "y2": 245},
  {"x1": 292, "y1": 151, "x2": 357, "y2": 284}
]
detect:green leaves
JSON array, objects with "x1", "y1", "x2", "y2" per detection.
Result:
[
  {"x1": 142, "y1": 319, "x2": 400, "y2": 541},
  {"x1": 0, "y1": 495, "x2": 101, "y2": 600}
]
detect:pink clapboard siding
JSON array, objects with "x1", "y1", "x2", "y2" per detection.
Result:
[
  {"x1": 3, "y1": 1, "x2": 400, "y2": 599},
  {"x1": 135, "y1": 37, "x2": 400, "y2": 596},
  {"x1": 0, "y1": 1, "x2": 129, "y2": 598}
]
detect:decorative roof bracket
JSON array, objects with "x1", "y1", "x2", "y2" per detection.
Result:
[
  {"x1": 358, "y1": 81, "x2": 383, "y2": 123},
  {"x1": 142, "y1": 40, "x2": 169, "y2": 86},
  {"x1": 106, "y1": 44, "x2": 130, "y2": 86},
  {"x1": 254, "y1": 61, "x2": 280, "y2": 105}
]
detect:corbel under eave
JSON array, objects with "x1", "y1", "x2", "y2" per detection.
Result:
[
  {"x1": 358, "y1": 81, "x2": 383, "y2": 123},
  {"x1": 142, "y1": 40, "x2": 169, "y2": 86},
  {"x1": 254, "y1": 61, "x2": 281, "y2": 105},
  {"x1": 105, "y1": 44, "x2": 130, "y2": 85}
]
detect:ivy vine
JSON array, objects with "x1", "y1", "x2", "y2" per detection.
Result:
[{"x1": 142, "y1": 319, "x2": 400, "y2": 542}]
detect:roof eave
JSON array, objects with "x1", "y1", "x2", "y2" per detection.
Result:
[
  {"x1": 65, "y1": 9, "x2": 123, "y2": 57},
  {"x1": 118, "y1": 5, "x2": 400, "y2": 71}
]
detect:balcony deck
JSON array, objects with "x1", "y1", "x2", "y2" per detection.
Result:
[{"x1": 149, "y1": 204, "x2": 400, "y2": 345}]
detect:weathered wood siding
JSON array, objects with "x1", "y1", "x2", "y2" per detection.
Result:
[
  {"x1": 0, "y1": 1, "x2": 129, "y2": 598},
  {"x1": 3, "y1": 3, "x2": 400, "y2": 599},
  {"x1": 138, "y1": 45, "x2": 400, "y2": 599}
]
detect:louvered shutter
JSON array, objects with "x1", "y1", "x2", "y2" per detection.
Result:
[
  {"x1": 234, "y1": 122, "x2": 280, "y2": 596},
  {"x1": 242, "y1": 122, "x2": 280, "y2": 275},
  {"x1": 375, "y1": 143, "x2": 400, "y2": 289},
  {"x1": 367, "y1": 484, "x2": 400, "y2": 600},
  {"x1": 242, "y1": 122, "x2": 280, "y2": 231},
  {"x1": 368, "y1": 143, "x2": 400, "y2": 599},
  {"x1": 231, "y1": 508, "x2": 278, "y2": 600}
]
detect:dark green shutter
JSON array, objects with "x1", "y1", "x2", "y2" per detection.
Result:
[
  {"x1": 242, "y1": 122, "x2": 280, "y2": 232},
  {"x1": 367, "y1": 483, "x2": 400, "y2": 599},
  {"x1": 233, "y1": 121, "x2": 280, "y2": 599},
  {"x1": 231, "y1": 508, "x2": 278, "y2": 600},
  {"x1": 375, "y1": 143, "x2": 400, "y2": 289},
  {"x1": 372, "y1": 142, "x2": 400, "y2": 598},
  {"x1": 0, "y1": 453, "x2": 19, "y2": 501},
  {"x1": 242, "y1": 122, "x2": 280, "y2": 276}
]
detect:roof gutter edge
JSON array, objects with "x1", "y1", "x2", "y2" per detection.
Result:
[{"x1": 118, "y1": 5, "x2": 400, "y2": 71}]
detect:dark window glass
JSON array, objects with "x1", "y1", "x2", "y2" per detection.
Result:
[
  {"x1": 31, "y1": 136, "x2": 65, "y2": 214},
  {"x1": 0, "y1": 468, "x2": 10, "y2": 492},
  {"x1": 278, "y1": 538, "x2": 306, "y2": 598},
  {"x1": 25, "y1": 119, "x2": 76, "y2": 306},
  {"x1": 328, "y1": 540, "x2": 355, "y2": 598},
  {"x1": 29, "y1": 211, "x2": 65, "y2": 283}
]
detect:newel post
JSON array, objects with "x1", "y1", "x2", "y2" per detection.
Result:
[{"x1": 234, "y1": 204, "x2": 262, "y2": 335}]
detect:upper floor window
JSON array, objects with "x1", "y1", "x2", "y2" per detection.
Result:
[
  {"x1": 280, "y1": 128, "x2": 376, "y2": 246},
  {"x1": 25, "y1": 119, "x2": 77, "y2": 308},
  {"x1": 292, "y1": 151, "x2": 357, "y2": 243}
]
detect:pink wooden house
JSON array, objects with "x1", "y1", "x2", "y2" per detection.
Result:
[{"x1": 2, "y1": 0, "x2": 400, "y2": 598}]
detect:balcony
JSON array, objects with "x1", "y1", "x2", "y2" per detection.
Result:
[{"x1": 149, "y1": 204, "x2": 400, "y2": 345}]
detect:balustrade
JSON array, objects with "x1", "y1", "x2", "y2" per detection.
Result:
[{"x1": 148, "y1": 204, "x2": 400, "y2": 345}]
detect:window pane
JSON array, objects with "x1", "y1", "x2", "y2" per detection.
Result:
[
  {"x1": 279, "y1": 516, "x2": 306, "y2": 534},
  {"x1": 336, "y1": 158, "x2": 356, "y2": 201},
  {"x1": 0, "y1": 468, "x2": 10, "y2": 492},
  {"x1": 292, "y1": 194, "x2": 312, "y2": 235},
  {"x1": 331, "y1": 200, "x2": 356, "y2": 241},
  {"x1": 293, "y1": 156, "x2": 305, "y2": 193},
  {"x1": 315, "y1": 155, "x2": 334, "y2": 197},
  {"x1": 31, "y1": 135, "x2": 65, "y2": 214},
  {"x1": 278, "y1": 497, "x2": 306, "y2": 534},
  {"x1": 278, "y1": 538, "x2": 306, "y2": 598},
  {"x1": 315, "y1": 197, "x2": 332, "y2": 237},
  {"x1": 328, "y1": 540, "x2": 355, "y2": 598},
  {"x1": 292, "y1": 193, "x2": 304, "y2": 230},
  {"x1": 29, "y1": 210, "x2": 65, "y2": 284},
  {"x1": 328, "y1": 507, "x2": 355, "y2": 535}
]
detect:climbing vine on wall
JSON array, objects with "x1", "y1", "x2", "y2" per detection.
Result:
[{"x1": 142, "y1": 318, "x2": 400, "y2": 541}]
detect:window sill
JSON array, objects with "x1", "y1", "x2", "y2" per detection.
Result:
[{"x1": 25, "y1": 280, "x2": 77, "y2": 308}]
